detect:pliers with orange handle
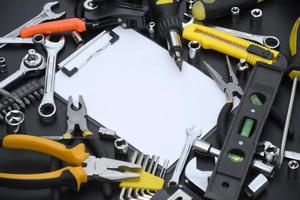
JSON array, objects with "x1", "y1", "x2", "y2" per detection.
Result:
[{"x1": 0, "y1": 134, "x2": 141, "y2": 191}]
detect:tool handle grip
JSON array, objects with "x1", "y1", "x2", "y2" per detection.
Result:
[
  {"x1": 217, "y1": 102, "x2": 233, "y2": 146},
  {"x1": 192, "y1": 0, "x2": 260, "y2": 21},
  {"x1": 288, "y1": 17, "x2": 300, "y2": 79},
  {"x1": 0, "y1": 166, "x2": 87, "y2": 191},
  {"x1": 19, "y1": 18, "x2": 87, "y2": 38},
  {"x1": 149, "y1": 0, "x2": 179, "y2": 19},
  {"x1": 2, "y1": 134, "x2": 89, "y2": 166}
]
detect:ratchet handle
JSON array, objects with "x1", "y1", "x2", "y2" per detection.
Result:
[
  {"x1": 192, "y1": 0, "x2": 261, "y2": 21},
  {"x1": 20, "y1": 18, "x2": 87, "y2": 38},
  {"x1": 2, "y1": 134, "x2": 89, "y2": 166},
  {"x1": 0, "y1": 166, "x2": 87, "y2": 191}
]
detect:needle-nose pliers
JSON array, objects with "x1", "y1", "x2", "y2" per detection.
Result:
[
  {"x1": 203, "y1": 56, "x2": 243, "y2": 145},
  {"x1": 204, "y1": 56, "x2": 295, "y2": 146}
]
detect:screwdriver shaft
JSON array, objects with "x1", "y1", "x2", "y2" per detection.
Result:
[{"x1": 279, "y1": 77, "x2": 298, "y2": 167}]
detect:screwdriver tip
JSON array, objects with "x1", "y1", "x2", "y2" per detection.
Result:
[{"x1": 175, "y1": 58, "x2": 183, "y2": 72}]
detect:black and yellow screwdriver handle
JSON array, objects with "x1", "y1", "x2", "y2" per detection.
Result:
[
  {"x1": 148, "y1": 0, "x2": 182, "y2": 38},
  {"x1": 289, "y1": 17, "x2": 300, "y2": 79},
  {"x1": 192, "y1": 0, "x2": 265, "y2": 21},
  {"x1": 0, "y1": 135, "x2": 89, "y2": 191}
]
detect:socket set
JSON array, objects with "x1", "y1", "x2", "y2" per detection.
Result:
[{"x1": 0, "y1": 79, "x2": 43, "y2": 120}]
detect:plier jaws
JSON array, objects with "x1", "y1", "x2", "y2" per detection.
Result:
[
  {"x1": 84, "y1": 156, "x2": 141, "y2": 181},
  {"x1": 203, "y1": 56, "x2": 243, "y2": 102},
  {"x1": 64, "y1": 95, "x2": 92, "y2": 138}
]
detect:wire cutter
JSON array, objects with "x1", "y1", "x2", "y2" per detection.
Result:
[
  {"x1": 0, "y1": 134, "x2": 141, "y2": 191},
  {"x1": 62, "y1": 95, "x2": 92, "y2": 139},
  {"x1": 203, "y1": 56, "x2": 243, "y2": 145}
]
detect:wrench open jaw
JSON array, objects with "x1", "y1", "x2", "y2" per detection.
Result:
[
  {"x1": 0, "y1": 1, "x2": 65, "y2": 48},
  {"x1": 42, "y1": 1, "x2": 66, "y2": 20},
  {"x1": 185, "y1": 157, "x2": 212, "y2": 192},
  {"x1": 38, "y1": 35, "x2": 65, "y2": 123}
]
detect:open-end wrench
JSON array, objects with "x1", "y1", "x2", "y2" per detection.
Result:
[
  {"x1": 0, "y1": 49, "x2": 45, "y2": 89},
  {"x1": 38, "y1": 35, "x2": 65, "y2": 122},
  {"x1": 211, "y1": 25, "x2": 280, "y2": 49},
  {"x1": 168, "y1": 125, "x2": 201, "y2": 186},
  {"x1": 0, "y1": 34, "x2": 44, "y2": 45},
  {"x1": 0, "y1": 1, "x2": 65, "y2": 49},
  {"x1": 185, "y1": 157, "x2": 212, "y2": 192}
]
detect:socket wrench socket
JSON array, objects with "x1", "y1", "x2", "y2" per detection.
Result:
[
  {"x1": 72, "y1": 31, "x2": 84, "y2": 47},
  {"x1": 245, "y1": 174, "x2": 269, "y2": 199},
  {"x1": 5, "y1": 110, "x2": 25, "y2": 134},
  {"x1": 288, "y1": 160, "x2": 299, "y2": 180},
  {"x1": 231, "y1": 7, "x2": 240, "y2": 23},
  {"x1": 188, "y1": 40, "x2": 201, "y2": 64},
  {"x1": 99, "y1": 127, "x2": 117, "y2": 139},
  {"x1": 114, "y1": 138, "x2": 129, "y2": 155},
  {"x1": 251, "y1": 8, "x2": 263, "y2": 27},
  {"x1": 236, "y1": 59, "x2": 249, "y2": 79},
  {"x1": 0, "y1": 57, "x2": 7, "y2": 72}
]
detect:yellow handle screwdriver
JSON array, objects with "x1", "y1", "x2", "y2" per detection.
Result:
[
  {"x1": 149, "y1": 0, "x2": 183, "y2": 71},
  {"x1": 278, "y1": 17, "x2": 300, "y2": 167}
]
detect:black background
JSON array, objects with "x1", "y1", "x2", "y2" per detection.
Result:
[{"x1": 0, "y1": 0, "x2": 300, "y2": 199}]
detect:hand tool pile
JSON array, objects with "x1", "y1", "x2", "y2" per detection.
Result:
[{"x1": 0, "y1": 0, "x2": 300, "y2": 200}]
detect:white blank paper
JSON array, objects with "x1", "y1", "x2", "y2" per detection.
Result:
[{"x1": 55, "y1": 27, "x2": 225, "y2": 163}]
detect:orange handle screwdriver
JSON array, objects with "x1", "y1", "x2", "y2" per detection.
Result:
[{"x1": 20, "y1": 18, "x2": 87, "y2": 38}]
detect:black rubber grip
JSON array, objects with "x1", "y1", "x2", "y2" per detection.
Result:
[
  {"x1": 157, "y1": 16, "x2": 182, "y2": 39},
  {"x1": 287, "y1": 18, "x2": 300, "y2": 74},
  {"x1": 247, "y1": 45, "x2": 274, "y2": 60},
  {"x1": 0, "y1": 170, "x2": 78, "y2": 190},
  {"x1": 49, "y1": 157, "x2": 62, "y2": 200},
  {"x1": 149, "y1": 0, "x2": 182, "y2": 38},
  {"x1": 199, "y1": 0, "x2": 258, "y2": 21},
  {"x1": 217, "y1": 102, "x2": 233, "y2": 147}
]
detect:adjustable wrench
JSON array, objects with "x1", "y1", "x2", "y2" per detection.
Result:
[
  {"x1": 212, "y1": 25, "x2": 280, "y2": 49},
  {"x1": 0, "y1": 1, "x2": 65, "y2": 49},
  {"x1": 0, "y1": 49, "x2": 45, "y2": 89},
  {"x1": 168, "y1": 125, "x2": 201, "y2": 186},
  {"x1": 38, "y1": 35, "x2": 65, "y2": 122}
]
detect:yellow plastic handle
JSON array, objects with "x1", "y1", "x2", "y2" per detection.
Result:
[
  {"x1": 156, "y1": 0, "x2": 173, "y2": 5},
  {"x1": 289, "y1": 17, "x2": 300, "y2": 56},
  {"x1": 120, "y1": 170, "x2": 164, "y2": 191},
  {"x1": 182, "y1": 24, "x2": 279, "y2": 65},
  {"x1": 0, "y1": 166, "x2": 87, "y2": 191},
  {"x1": 2, "y1": 135, "x2": 89, "y2": 166}
]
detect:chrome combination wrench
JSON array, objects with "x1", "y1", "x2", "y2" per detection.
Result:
[
  {"x1": 38, "y1": 35, "x2": 65, "y2": 122},
  {"x1": 0, "y1": 49, "x2": 45, "y2": 89},
  {"x1": 0, "y1": 34, "x2": 44, "y2": 45},
  {"x1": 0, "y1": 1, "x2": 65, "y2": 49},
  {"x1": 168, "y1": 125, "x2": 201, "y2": 186},
  {"x1": 212, "y1": 25, "x2": 280, "y2": 49}
]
